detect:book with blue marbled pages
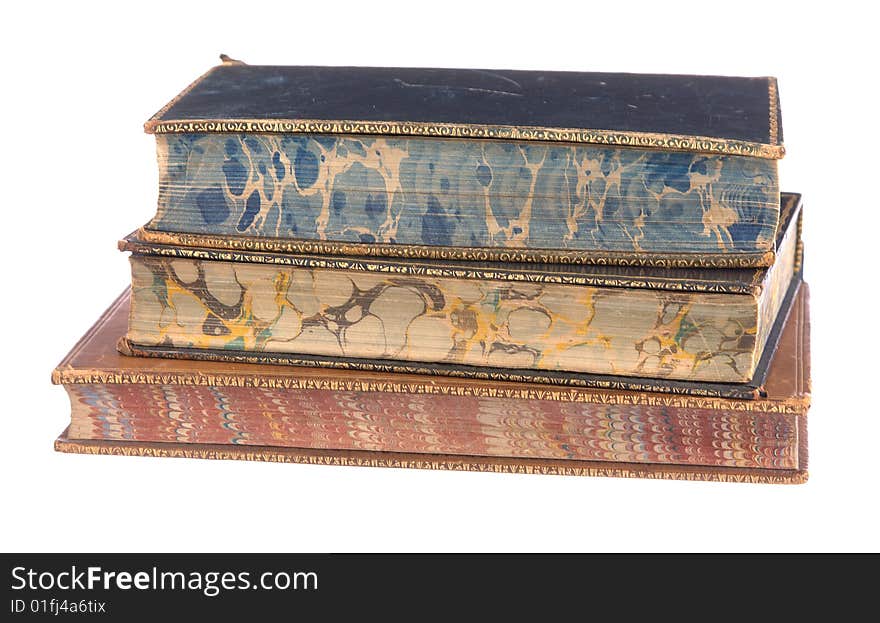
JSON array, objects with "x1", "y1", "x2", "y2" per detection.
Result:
[{"x1": 140, "y1": 57, "x2": 784, "y2": 267}]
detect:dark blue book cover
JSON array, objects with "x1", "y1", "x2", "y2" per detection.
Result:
[{"x1": 143, "y1": 58, "x2": 784, "y2": 267}]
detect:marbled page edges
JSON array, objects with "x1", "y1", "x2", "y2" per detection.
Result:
[
  {"x1": 149, "y1": 133, "x2": 779, "y2": 256},
  {"x1": 127, "y1": 255, "x2": 773, "y2": 383},
  {"x1": 67, "y1": 384, "x2": 799, "y2": 470}
]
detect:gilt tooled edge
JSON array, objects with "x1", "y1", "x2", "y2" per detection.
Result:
[
  {"x1": 145, "y1": 118, "x2": 784, "y2": 159},
  {"x1": 54, "y1": 432, "x2": 808, "y2": 483},
  {"x1": 135, "y1": 228, "x2": 776, "y2": 272},
  {"x1": 117, "y1": 339, "x2": 777, "y2": 402},
  {"x1": 122, "y1": 235, "x2": 766, "y2": 294},
  {"x1": 54, "y1": 339, "x2": 809, "y2": 413},
  {"x1": 769, "y1": 78, "x2": 779, "y2": 146}
]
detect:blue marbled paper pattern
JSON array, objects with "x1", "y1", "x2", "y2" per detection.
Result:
[{"x1": 150, "y1": 133, "x2": 779, "y2": 254}]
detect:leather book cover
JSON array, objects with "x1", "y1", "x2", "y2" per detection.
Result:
[
  {"x1": 140, "y1": 57, "x2": 784, "y2": 267},
  {"x1": 146, "y1": 58, "x2": 783, "y2": 156}
]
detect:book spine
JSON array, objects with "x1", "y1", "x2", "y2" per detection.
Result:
[
  {"x1": 65, "y1": 382, "x2": 800, "y2": 470},
  {"x1": 148, "y1": 133, "x2": 779, "y2": 261}
]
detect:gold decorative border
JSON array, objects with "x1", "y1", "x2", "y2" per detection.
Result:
[
  {"x1": 56, "y1": 361, "x2": 810, "y2": 414},
  {"x1": 797, "y1": 282, "x2": 811, "y2": 399},
  {"x1": 146, "y1": 118, "x2": 784, "y2": 159},
  {"x1": 54, "y1": 431, "x2": 808, "y2": 484},
  {"x1": 120, "y1": 339, "x2": 766, "y2": 400},
  {"x1": 136, "y1": 227, "x2": 777, "y2": 270},
  {"x1": 769, "y1": 78, "x2": 780, "y2": 146},
  {"x1": 124, "y1": 233, "x2": 766, "y2": 295}
]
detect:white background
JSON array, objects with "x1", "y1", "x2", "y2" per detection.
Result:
[{"x1": 1, "y1": 1, "x2": 877, "y2": 552}]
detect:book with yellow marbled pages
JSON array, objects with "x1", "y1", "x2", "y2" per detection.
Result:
[
  {"x1": 53, "y1": 284, "x2": 811, "y2": 483},
  {"x1": 120, "y1": 193, "x2": 802, "y2": 398},
  {"x1": 140, "y1": 57, "x2": 784, "y2": 267}
]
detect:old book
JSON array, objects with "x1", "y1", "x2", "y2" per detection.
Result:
[
  {"x1": 120, "y1": 194, "x2": 802, "y2": 393},
  {"x1": 53, "y1": 284, "x2": 811, "y2": 483},
  {"x1": 140, "y1": 57, "x2": 783, "y2": 267}
]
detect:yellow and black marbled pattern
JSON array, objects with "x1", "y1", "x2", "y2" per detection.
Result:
[
  {"x1": 150, "y1": 133, "x2": 779, "y2": 255},
  {"x1": 128, "y1": 255, "x2": 769, "y2": 383}
]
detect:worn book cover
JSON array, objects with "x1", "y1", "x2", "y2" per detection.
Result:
[
  {"x1": 53, "y1": 285, "x2": 810, "y2": 483},
  {"x1": 141, "y1": 57, "x2": 784, "y2": 267}
]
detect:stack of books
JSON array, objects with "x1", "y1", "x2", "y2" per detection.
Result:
[{"x1": 53, "y1": 57, "x2": 810, "y2": 482}]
